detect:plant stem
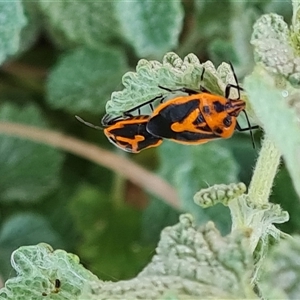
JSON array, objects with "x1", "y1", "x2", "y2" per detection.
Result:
[
  {"x1": 0, "y1": 122, "x2": 180, "y2": 209},
  {"x1": 111, "y1": 172, "x2": 126, "y2": 209},
  {"x1": 248, "y1": 137, "x2": 282, "y2": 204}
]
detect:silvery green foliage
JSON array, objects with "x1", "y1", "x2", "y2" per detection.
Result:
[
  {"x1": 106, "y1": 52, "x2": 240, "y2": 117},
  {"x1": 251, "y1": 6, "x2": 300, "y2": 87},
  {"x1": 0, "y1": 243, "x2": 98, "y2": 300},
  {"x1": 246, "y1": 1, "x2": 300, "y2": 200},
  {"x1": 0, "y1": 215, "x2": 257, "y2": 299}
]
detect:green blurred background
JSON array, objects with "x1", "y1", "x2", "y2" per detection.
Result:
[{"x1": 0, "y1": 0, "x2": 298, "y2": 286}]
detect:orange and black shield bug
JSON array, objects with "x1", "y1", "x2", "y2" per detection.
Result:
[
  {"x1": 76, "y1": 115, "x2": 163, "y2": 153},
  {"x1": 146, "y1": 63, "x2": 258, "y2": 146}
]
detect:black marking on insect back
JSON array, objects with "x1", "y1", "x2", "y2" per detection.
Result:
[
  {"x1": 147, "y1": 115, "x2": 219, "y2": 141},
  {"x1": 109, "y1": 136, "x2": 130, "y2": 148},
  {"x1": 223, "y1": 116, "x2": 232, "y2": 127},
  {"x1": 171, "y1": 130, "x2": 219, "y2": 142},
  {"x1": 147, "y1": 113, "x2": 175, "y2": 139},
  {"x1": 192, "y1": 113, "x2": 205, "y2": 126},
  {"x1": 213, "y1": 101, "x2": 225, "y2": 113},
  {"x1": 109, "y1": 123, "x2": 161, "y2": 152},
  {"x1": 215, "y1": 127, "x2": 223, "y2": 135},
  {"x1": 195, "y1": 123, "x2": 212, "y2": 132},
  {"x1": 136, "y1": 136, "x2": 162, "y2": 152},
  {"x1": 147, "y1": 99, "x2": 200, "y2": 139},
  {"x1": 110, "y1": 123, "x2": 144, "y2": 139},
  {"x1": 202, "y1": 105, "x2": 210, "y2": 114},
  {"x1": 192, "y1": 113, "x2": 212, "y2": 133},
  {"x1": 109, "y1": 136, "x2": 133, "y2": 152},
  {"x1": 160, "y1": 99, "x2": 200, "y2": 123}
]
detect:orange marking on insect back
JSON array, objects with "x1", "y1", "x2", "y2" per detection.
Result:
[
  {"x1": 147, "y1": 90, "x2": 247, "y2": 144},
  {"x1": 170, "y1": 108, "x2": 208, "y2": 134},
  {"x1": 115, "y1": 134, "x2": 145, "y2": 153},
  {"x1": 103, "y1": 115, "x2": 163, "y2": 153}
]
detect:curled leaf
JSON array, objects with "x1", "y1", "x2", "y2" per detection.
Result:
[
  {"x1": 0, "y1": 243, "x2": 98, "y2": 300},
  {"x1": 194, "y1": 182, "x2": 247, "y2": 208}
]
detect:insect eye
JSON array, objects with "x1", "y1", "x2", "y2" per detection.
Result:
[{"x1": 223, "y1": 116, "x2": 232, "y2": 127}]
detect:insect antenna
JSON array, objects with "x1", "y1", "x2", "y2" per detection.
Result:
[{"x1": 75, "y1": 115, "x2": 103, "y2": 130}]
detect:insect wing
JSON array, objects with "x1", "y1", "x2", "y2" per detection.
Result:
[
  {"x1": 147, "y1": 96, "x2": 219, "y2": 144},
  {"x1": 104, "y1": 116, "x2": 162, "y2": 153}
]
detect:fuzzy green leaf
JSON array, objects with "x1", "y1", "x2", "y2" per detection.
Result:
[
  {"x1": 244, "y1": 67, "x2": 300, "y2": 199},
  {"x1": 106, "y1": 52, "x2": 236, "y2": 117},
  {"x1": 37, "y1": 1, "x2": 120, "y2": 48},
  {"x1": 259, "y1": 235, "x2": 300, "y2": 299},
  {"x1": 251, "y1": 13, "x2": 300, "y2": 85},
  {"x1": 46, "y1": 47, "x2": 127, "y2": 114},
  {"x1": 0, "y1": 213, "x2": 64, "y2": 279},
  {"x1": 114, "y1": 0, "x2": 183, "y2": 58},
  {"x1": 0, "y1": 103, "x2": 64, "y2": 202},
  {"x1": 0, "y1": 215, "x2": 257, "y2": 299},
  {"x1": 157, "y1": 140, "x2": 239, "y2": 232},
  {"x1": 0, "y1": 0, "x2": 26, "y2": 64},
  {"x1": 0, "y1": 243, "x2": 99, "y2": 300}
]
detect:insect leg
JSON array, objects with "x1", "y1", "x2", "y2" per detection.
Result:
[
  {"x1": 225, "y1": 62, "x2": 244, "y2": 99},
  {"x1": 235, "y1": 110, "x2": 259, "y2": 148},
  {"x1": 158, "y1": 85, "x2": 199, "y2": 95},
  {"x1": 124, "y1": 94, "x2": 165, "y2": 115},
  {"x1": 198, "y1": 67, "x2": 211, "y2": 93}
]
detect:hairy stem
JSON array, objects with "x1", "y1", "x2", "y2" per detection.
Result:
[
  {"x1": 0, "y1": 122, "x2": 180, "y2": 209},
  {"x1": 248, "y1": 136, "x2": 281, "y2": 204}
]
